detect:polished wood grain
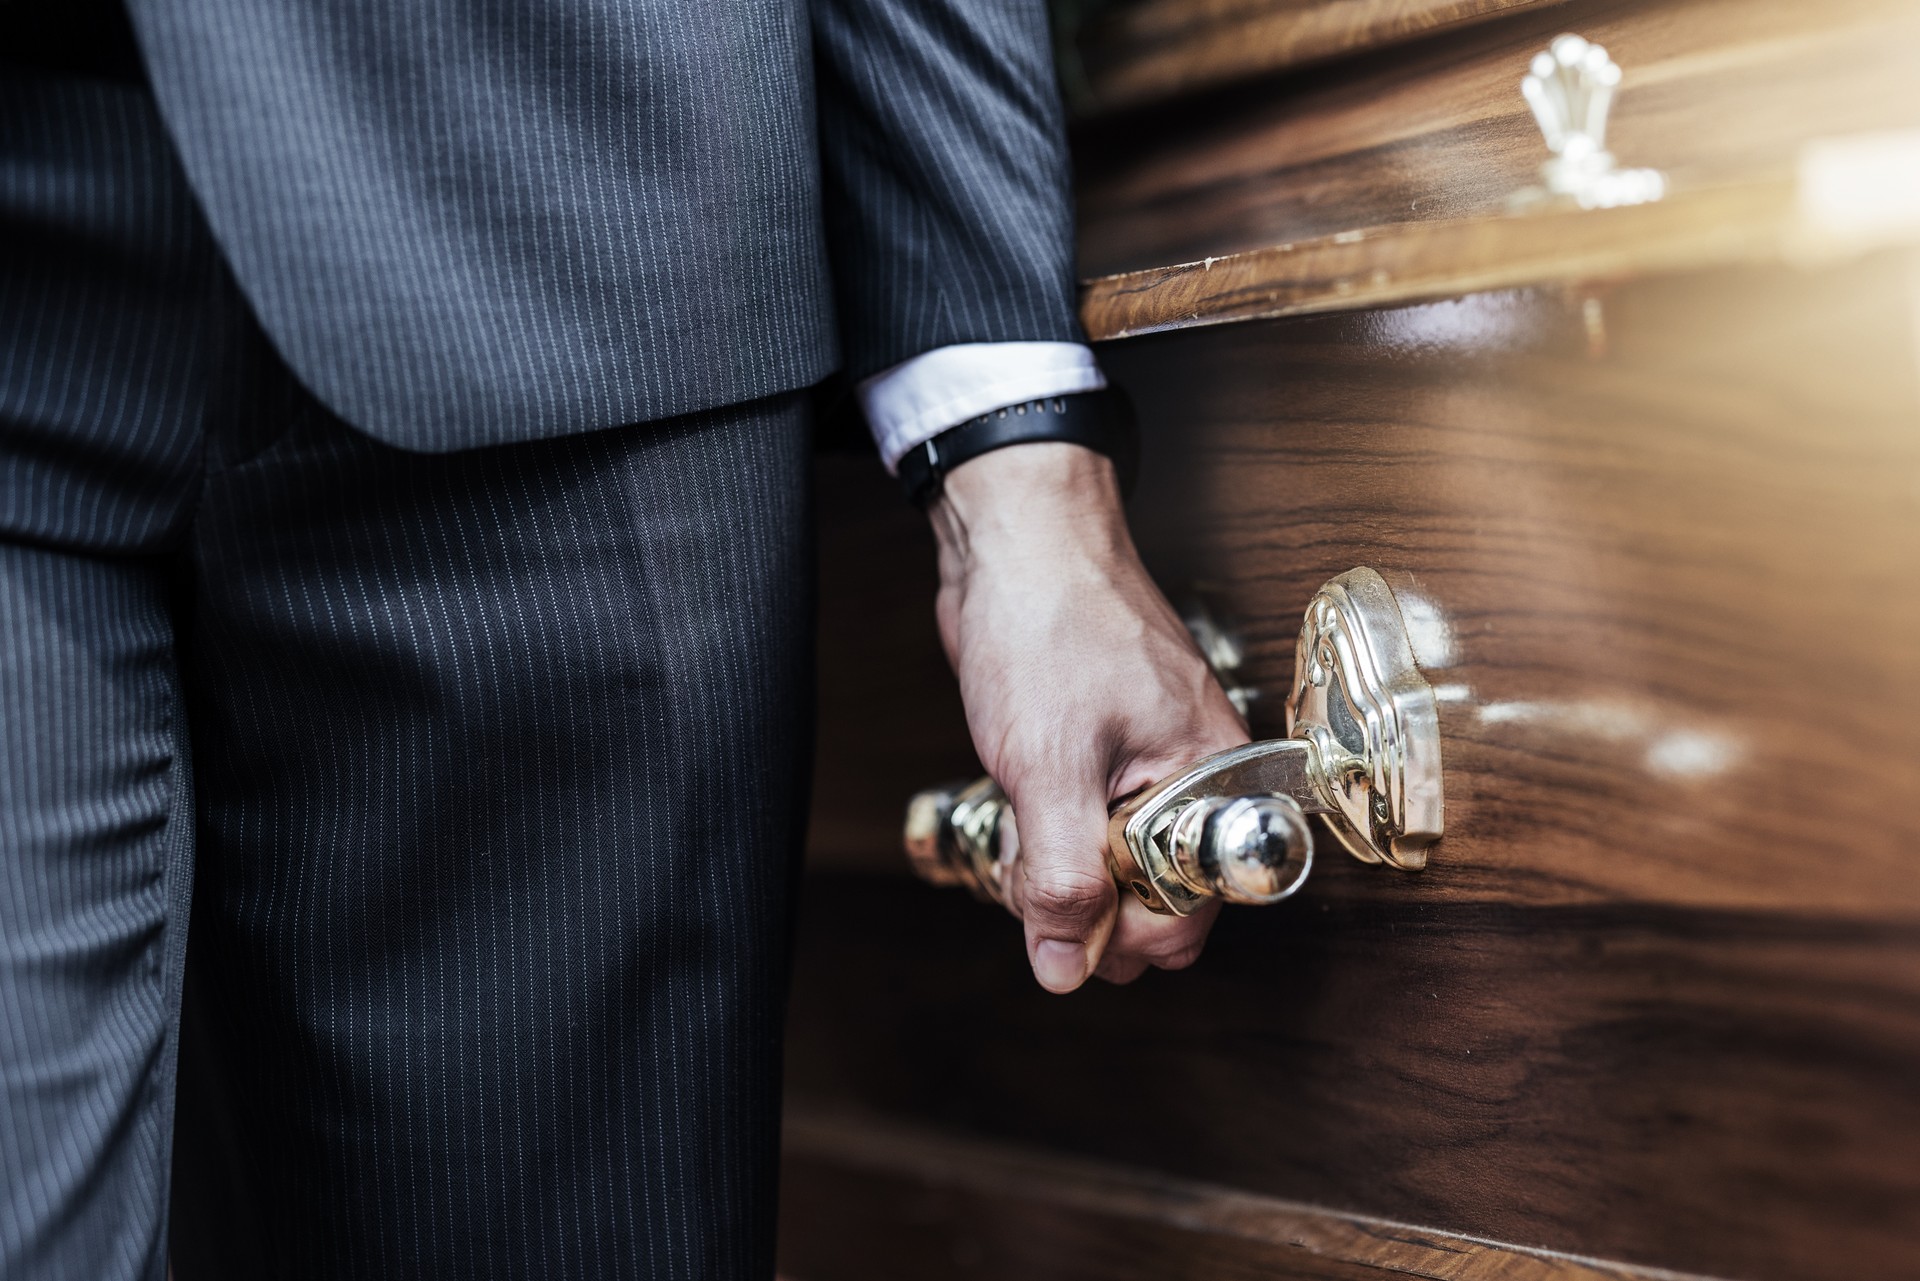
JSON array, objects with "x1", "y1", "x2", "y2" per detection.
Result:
[
  {"x1": 1069, "y1": 0, "x2": 1565, "y2": 116},
  {"x1": 782, "y1": 874, "x2": 1920, "y2": 1281},
  {"x1": 1074, "y1": 0, "x2": 1920, "y2": 277},
  {"x1": 780, "y1": 1107, "x2": 1723, "y2": 1281},
  {"x1": 1111, "y1": 257, "x2": 1920, "y2": 919},
  {"x1": 1081, "y1": 181, "x2": 1804, "y2": 341}
]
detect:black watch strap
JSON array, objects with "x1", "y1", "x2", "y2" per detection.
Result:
[{"x1": 895, "y1": 388, "x2": 1138, "y2": 508}]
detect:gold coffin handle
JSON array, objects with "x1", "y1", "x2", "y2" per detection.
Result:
[{"x1": 903, "y1": 568, "x2": 1445, "y2": 916}]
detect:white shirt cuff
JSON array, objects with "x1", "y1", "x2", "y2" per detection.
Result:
[{"x1": 858, "y1": 341, "x2": 1108, "y2": 474}]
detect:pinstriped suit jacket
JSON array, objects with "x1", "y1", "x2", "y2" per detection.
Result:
[{"x1": 120, "y1": 0, "x2": 1085, "y2": 451}]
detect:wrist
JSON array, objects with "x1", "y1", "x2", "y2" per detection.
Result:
[{"x1": 930, "y1": 442, "x2": 1130, "y2": 585}]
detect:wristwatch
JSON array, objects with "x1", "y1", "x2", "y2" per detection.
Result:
[{"x1": 895, "y1": 387, "x2": 1139, "y2": 509}]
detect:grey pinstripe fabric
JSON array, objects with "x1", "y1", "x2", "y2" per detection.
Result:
[
  {"x1": 118, "y1": 0, "x2": 1084, "y2": 450},
  {"x1": 813, "y1": 0, "x2": 1082, "y2": 378},
  {"x1": 5, "y1": 0, "x2": 1085, "y2": 1272},
  {"x1": 171, "y1": 388, "x2": 814, "y2": 1281},
  {"x1": 0, "y1": 539, "x2": 196, "y2": 1281},
  {"x1": 0, "y1": 65, "x2": 211, "y2": 1279},
  {"x1": 2, "y1": 60, "x2": 814, "y2": 1281}
]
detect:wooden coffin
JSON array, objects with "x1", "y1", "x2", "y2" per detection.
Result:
[{"x1": 783, "y1": 1, "x2": 1920, "y2": 1278}]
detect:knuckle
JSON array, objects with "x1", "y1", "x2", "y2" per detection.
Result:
[
  {"x1": 1096, "y1": 956, "x2": 1148, "y2": 986},
  {"x1": 1138, "y1": 920, "x2": 1211, "y2": 970},
  {"x1": 1023, "y1": 867, "x2": 1111, "y2": 928},
  {"x1": 1153, "y1": 940, "x2": 1207, "y2": 971}
]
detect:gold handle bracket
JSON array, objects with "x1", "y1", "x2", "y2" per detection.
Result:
[{"x1": 905, "y1": 568, "x2": 1444, "y2": 915}]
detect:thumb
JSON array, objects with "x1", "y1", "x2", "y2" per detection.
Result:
[{"x1": 1006, "y1": 782, "x2": 1119, "y2": 994}]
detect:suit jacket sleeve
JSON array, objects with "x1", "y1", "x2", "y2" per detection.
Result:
[{"x1": 812, "y1": 0, "x2": 1087, "y2": 383}]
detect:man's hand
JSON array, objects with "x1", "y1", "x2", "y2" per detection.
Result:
[{"x1": 928, "y1": 441, "x2": 1250, "y2": 993}]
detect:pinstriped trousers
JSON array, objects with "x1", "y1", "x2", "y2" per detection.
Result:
[{"x1": 1, "y1": 64, "x2": 813, "y2": 1280}]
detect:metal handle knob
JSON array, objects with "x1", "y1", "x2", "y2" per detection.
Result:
[
  {"x1": 904, "y1": 777, "x2": 1016, "y2": 904},
  {"x1": 904, "y1": 568, "x2": 1447, "y2": 915},
  {"x1": 1166, "y1": 793, "x2": 1313, "y2": 906},
  {"x1": 905, "y1": 776, "x2": 1313, "y2": 914}
]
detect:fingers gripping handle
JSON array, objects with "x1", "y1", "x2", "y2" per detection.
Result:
[
  {"x1": 903, "y1": 568, "x2": 1445, "y2": 914},
  {"x1": 905, "y1": 757, "x2": 1315, "y2": 917}
]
